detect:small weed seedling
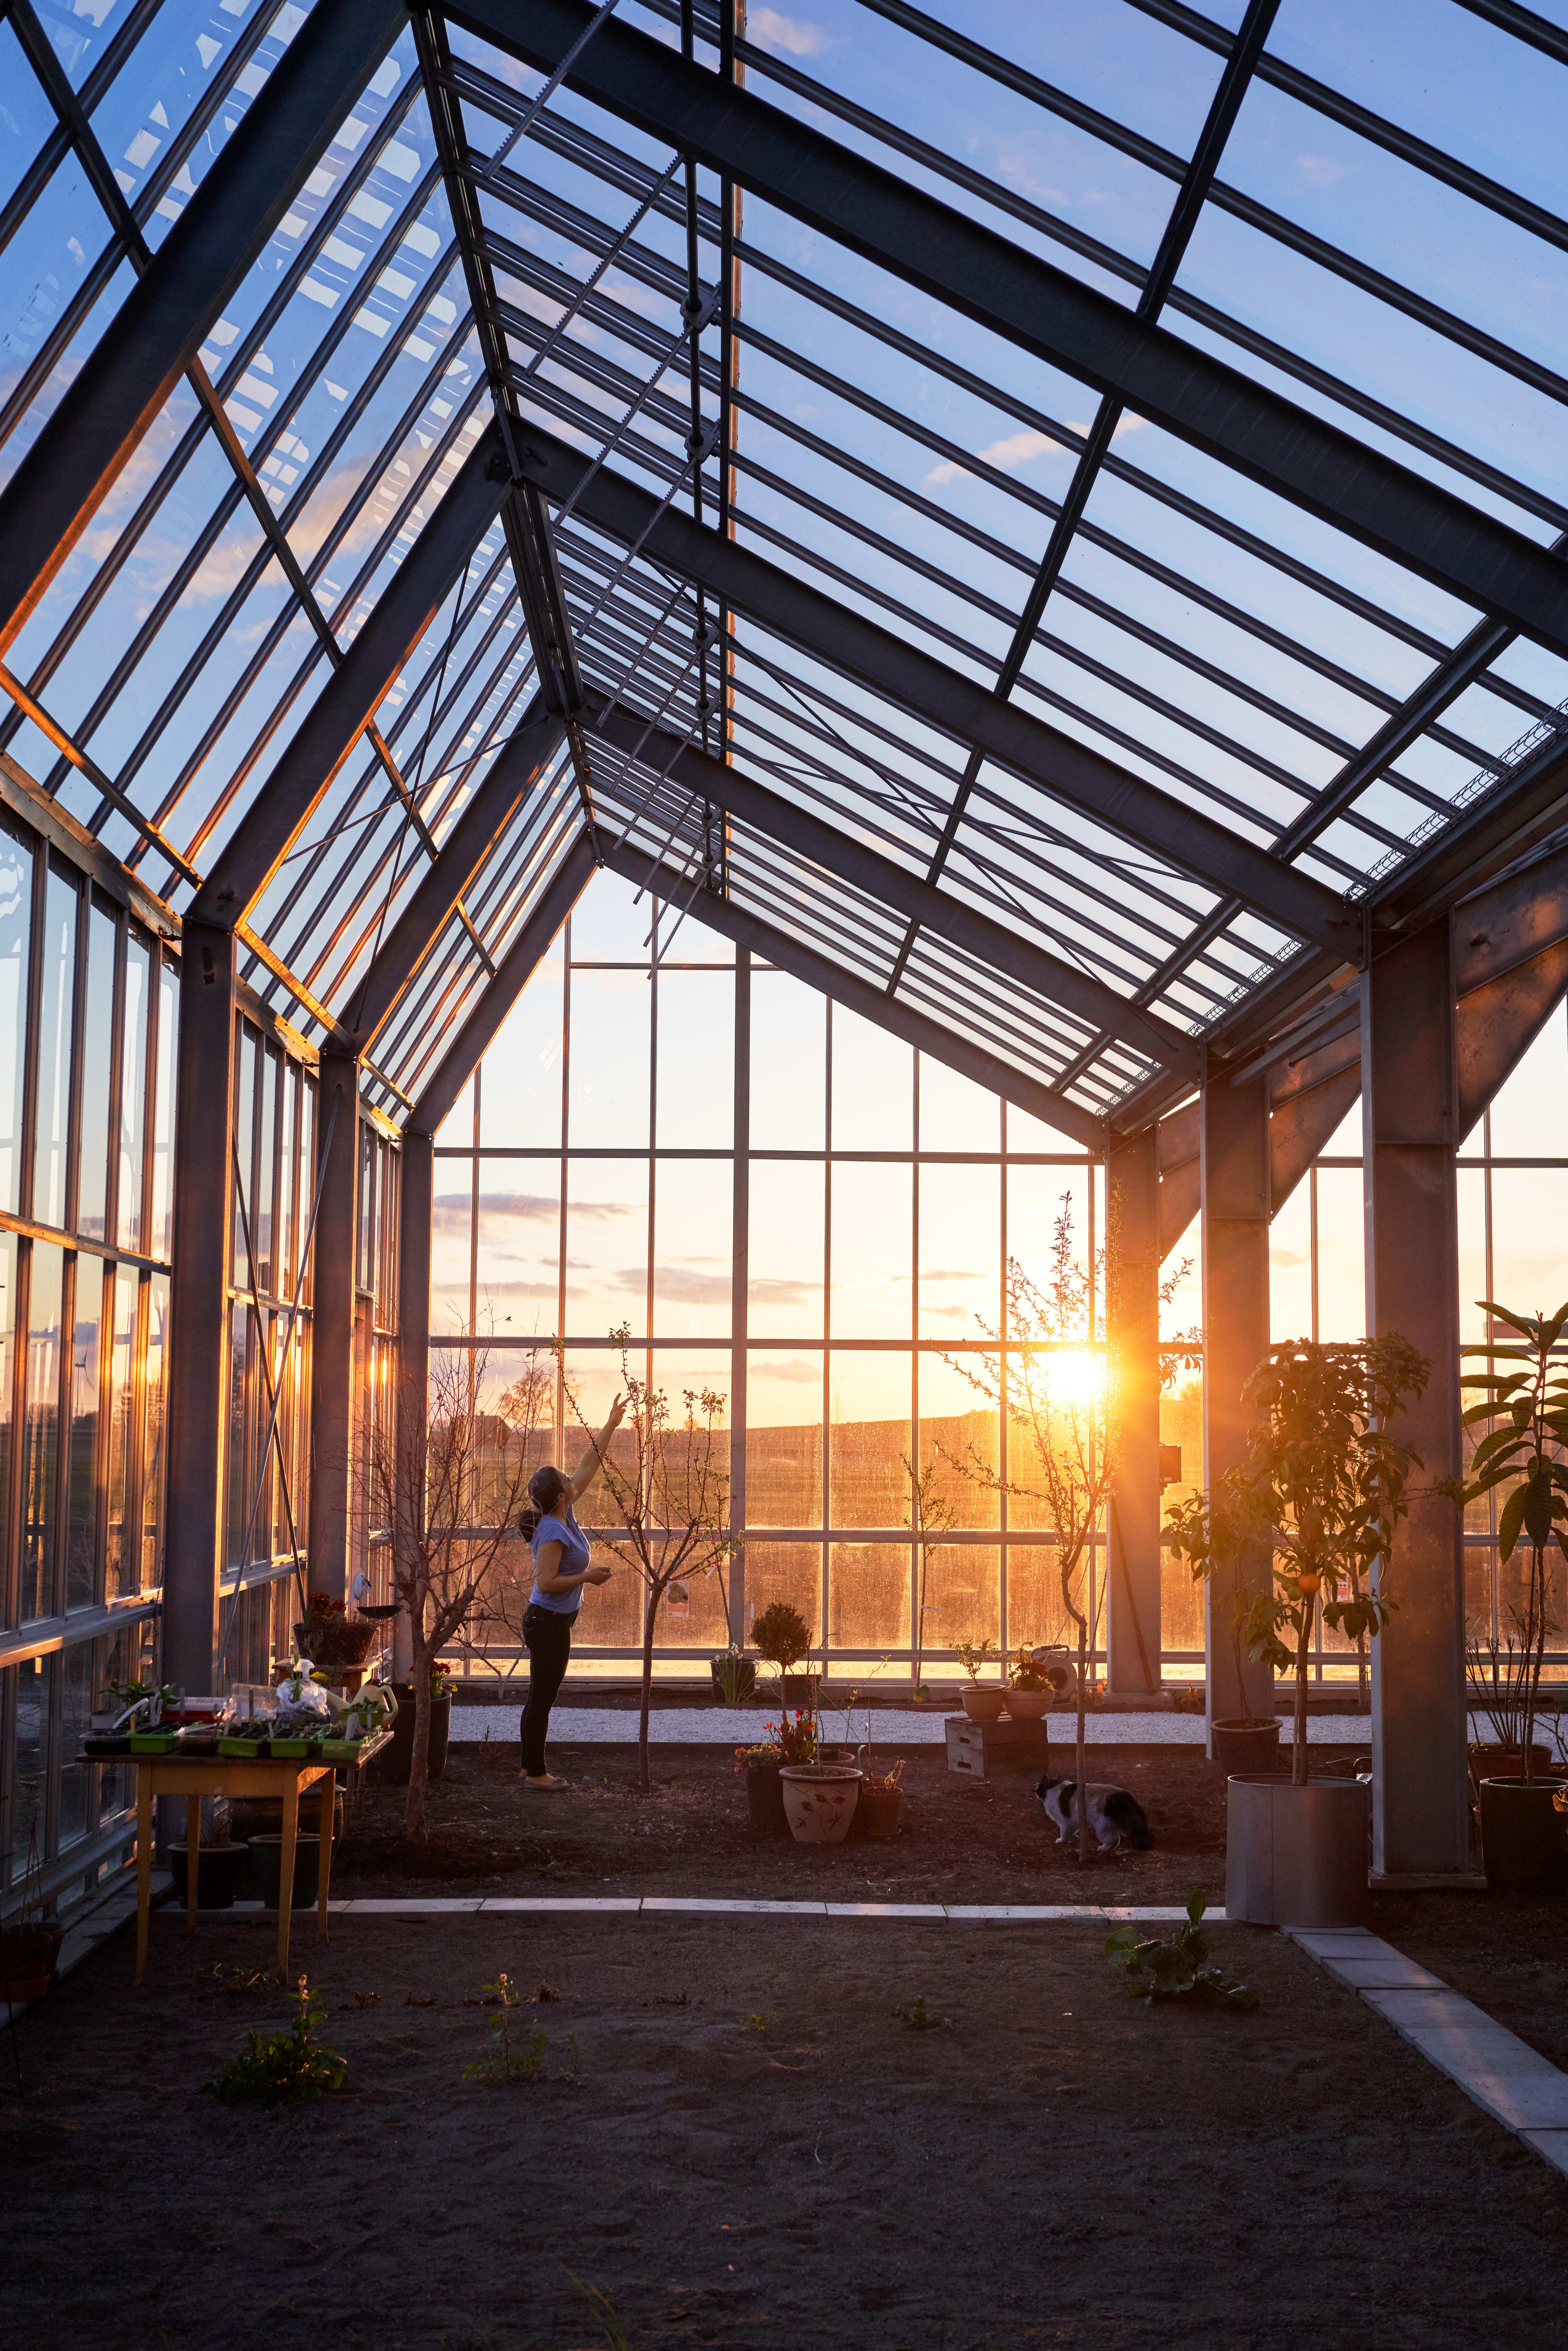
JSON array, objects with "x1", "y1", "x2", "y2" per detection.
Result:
[
  {"x1": 199, "y1": 1958, "x2": 270, "y2": 1996},
  {"x1": 565, "y1": 2269, "x2": 630, "y2": 2351},
  {"x1": 1105, "y1": 1891, "x2": 1259, "y2": 2009},
  {"x1": 462, "y1": 1972, "x2": 547, "y2": 2084},
  {"x1": 535, "y1": 1980, "x2": 562, "y2": 2003},
  {"x1": 203, "y1": 1975, "x2": 347, "y2": 2105},
  {"x1": 745, "y1": 2009, "x2": 779, "y2": 2035},
  {"x1": 895, "y1": 1994, "x2": 954, "y2": 2030}
]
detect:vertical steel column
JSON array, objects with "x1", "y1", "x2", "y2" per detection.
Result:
[
  {"x1": 1200, "y1": 1068, "x2": 1274, "y2": 1735},
  {"x1": 393, "y1": 1127, "x2": 433, "y2": 1682},
  {"x1": 1362, "y1": 921, "x2": 1468, "y2": 1876},
  {"x1": 1106, "y1": 1125, "x2": 1161, "y2": 1697},
  {"x1": 308, "y1": 1050, "x2": 360, "y2": 1607},
  {"x1": 161, "y1": 920, "x2": 235, "y2": 1699},
  {"x1": 729, "y1": 949, "x2": 749, "y2": 1647}
]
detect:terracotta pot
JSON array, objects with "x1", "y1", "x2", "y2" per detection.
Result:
[
  {"x1": 745, "y1": 1761, "x2": 789, "y2": 1834},
  {"x1": 1004, "y1": 1689, "x2": 1050, "y2": 1721},
  {"x1": 860, "y1": 1785, "x2": 902, "y2": 1839},
  {"x1": 961, "y1": 1687, "x2": 1005, "y2": 1723},
  {"x1": 0, "y1": 1924, "x2": 64, "y2": 2005},
  {"x1": 1212, "y1": 1718, "x2": 1282, "y2": 1775},
  {"x1": 1479, "y1": 1777, "x2": 1568, "y2": 1895},
  {"x1": 780, "y1": 1763, "x2": 861, "y2": 1844}
]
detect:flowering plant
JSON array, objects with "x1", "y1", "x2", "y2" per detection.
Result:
[{"x1": 305, "y1": 1590, "x2": 348, "y2": 1621}]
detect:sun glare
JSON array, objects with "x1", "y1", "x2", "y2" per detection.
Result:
[{"x1": 1041, "y1": 1348, "x2": 1106, "y2": 1407}]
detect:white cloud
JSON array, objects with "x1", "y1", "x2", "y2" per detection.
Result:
[
  {"x1": 1296, "y1": 153, "x2": 1348, "y2": 189},
  {"x1": 927, "y1": 413, "x2": 1147, "y2": 489},
  {"x1": 749, "y1": 7, "x2": 832, "y2": 57}
]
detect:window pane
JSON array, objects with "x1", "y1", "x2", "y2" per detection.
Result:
[
  {"x1": 21, "y1": 1241, "x2": 63, "y2": 1620},
  {"x1": 564, "y1": 1159, "x2": 647, "y2": 1340},
  {"x1": 0, "y1": 821, "x2": 31, "y2": 1214},
  {"x1": 77, "y1": 903, "x2": 116, "y2": 1244},
  {"x1": 105, "y1": 1268, "x2": 138, "y2": 1600},
  {"x1": 476, "y1": 1176, "x2": 560, "y2": 1340},
  {"x1": 828, "y1": 1542, "x2": 910, "y2": 1650},
  {"x1": 830, "y1": 1162, "x2": 911, "y2": 1339},
  {"x1": 749, "y1": 1158, "x2": 823, "y2": 1338},
  {"x1": 59, "y1": 1639, "x2": 94, "y2": 1850},
  {"x1": 655, "y1": 970, "x2": 733, "y2": 1148},
  {"x1": 231, "y1": 1024, "x2": 256, "y2": 1287},
  {"x1": 750, "y1": 970, "x2": 824, "y2": 1151},
  {"x1": 117, "y1": 935, "x2": 150, "y2": 1252},
  {"x1": 254, "y1": 1045, "x2": 278, "y2": 1294},
  {"x1": 7, "y1": 1656, "x2": 45, "y2": 1889},
  {"x1": 746, "y1": 1351, "x2": 823, "y2": 1528},
  {"x1": 0, "y1": 1236, "x2": 12, "y2": 1580},
  {"x1": 151, "y1": 952, "x2": 178, "y2": 1261},
  {"x1": 918, "y1": 1161, "x2": 999, "y2": 1340},
  {"x1": 432, "y1": 1179, "x2": 474, "y2": 1334},
  {"x1": 1314, "y1": 1167, "x2": 1366, "y2": 1340},
  {"x1": 743, "y1": 1539, "x2": 821, "y2": 1655},
  {"x1": 1490, "y1": 1168, "x2": 1568, "y2": 1315},
  {"x1": 916, "y1": 1353, "x2": 1000, "y2": 1530},
  {"x1": 1006, "y1": 1543, "x2": 1077, "y2": 1656},
  {"x1": 66, "y1": 1262, "x2": 102, "y2": 1610},
  {"x1": 830, "y1": 1006, "x2": 911, "y2": 1152},
  {"x1": 33, "y1": 867, "x2": 77, "y2": 1229},
  {"x1": 483, "y1": 948, "x2": 564, "y2": 1145},
  {"x1": 1489, "y1": 1009, "x2": 1568, "y2": 1158},
  {"x1": 652, "y1": 1160, "x2": 733, "y2": 1336},
  {"x1": 828, "y1": 1350, "x2": 910, "y2": 1528},
  {"x1": 1269, "y1": 1177, "x2": 1313, "y2": 1342},
  {"x1": 927, "y1": 1540, "x2": 1000, "y2": 1660},
  {"x1": 567, "y1": 969, "x2": 649, "y2": 1146},
  {"x1": 918, "y1": 1053, "x2": 1000, "y2": 1153},
  {"x1": 142, "y1": 1274, "x2": 168, "y2": 1589}
]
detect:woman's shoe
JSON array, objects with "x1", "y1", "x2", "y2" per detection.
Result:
[{"x1": 520, "y1": 1771, "x2": 570, "y2": 1790}]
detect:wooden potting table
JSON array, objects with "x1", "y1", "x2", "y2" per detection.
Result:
[{"x1": 123, "y1": 1739, "x2": 387, "y2": 1984}]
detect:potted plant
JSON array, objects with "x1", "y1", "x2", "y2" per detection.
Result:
[
  {"x1": 711, "y1": 1645, "x2": 756, "y2": 1704},
  {"x1": 1447, "y1": 1300, "x2": 1568, "y2": 1893},
  {"x1": 1467, "y1": 1626, "x2": 1553, "y2": 1788},
  {"x1": 371, "y1": 1661, "x2": 454, "y2": 1788},
  {"x1": 1163, "y1": 1485, "x2": 1282, "y2": 1773},
  {"x1": 736, "y1": 1709, "x2": 815, "y2": 1833},
  {"x1": 750, "y1": 1599, "x2": 815, "y2": 1702},
  {"x1": 859, "y1": 1759, "x2": 904, "y2": 1838},
  {"x1": 955, "y1": 1636, "x2": 1004, "y2": 1721},
  {"x1": 1175, "y1": 1336, "x2": 1429, "y2": 1929},
  {"x1": 780, "y1": 1758, "x2": 861, "y2": 1843},
  {"x1": 0, "y1": 1826, "x2": 63, "y2": 2005},
  {"x1": 1004, "y1": 1646, "x2": 1052, "y2": 1721},
  {"x1": 902, "y1": 1447, "x2": 957, "y2": 1703},
  {"x1": 293, "y1": 1589, "x2": 378, "y2": 1675}
]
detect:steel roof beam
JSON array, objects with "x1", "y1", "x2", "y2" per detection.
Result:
[
  {"x1": 348, "y1": 701, "x2": 566, "y2": 1046},
  {"x1": 408, "y1": 831, "x2": 598, "y2": 1135},
  {"x1": 457, "y1": 0, "x2": 1568, "y2": 659},
  {"x1": 0, "y1": 0, "x2": 407, "y2": 655},
  {"x1": 189, "y1": 422, "x2": 510, "y2": 930},
  {"x1": 586, "y1": 697, "x2": 1200, "y2": 1082},
  {"x1": 512, "y1": 419, "x2": 1351, "y2": 954}
]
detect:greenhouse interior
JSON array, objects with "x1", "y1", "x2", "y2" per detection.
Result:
[{"x1": 6, "y1": 0, "x2": 1568, "y2": 2343}]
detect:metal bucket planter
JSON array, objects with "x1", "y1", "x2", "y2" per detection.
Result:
[
  {"x1": 1478, "y1": 1777, "x2": 1568, "y2": 1895},
  {"x1": 1225, "y1": 1774, "x2": 1369, "y2": 1928},
  {"x1": 780, "y1": 1763, "x2": 861, "y2": 1844},
  {"x1": 1212, "y1": 1718, "x2": 1282, "y2": 1774}
]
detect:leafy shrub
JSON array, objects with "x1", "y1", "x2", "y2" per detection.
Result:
[
  {"x1": 750, "y1": 1599, "x2": 812, "y2": 1669},
  {"x1": 1105, "y1": 1892, "x2": 1258, "y2": 2009},
  {"x1": 203, "y1": 1976, "x2": 347, "y2": 2104}
]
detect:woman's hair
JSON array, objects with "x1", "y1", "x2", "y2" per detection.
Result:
[{"x1": 519, "y1": 1464, "x2": 569, "y2": 1542}]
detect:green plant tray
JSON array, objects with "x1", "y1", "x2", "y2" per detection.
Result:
[
  {"x1": 129, "y1": 1734, "x2": 181, "y2": 1753},
  {"x1": 317, "y1": 1740, "x2": 360, "y2": 1763},
  {"x1": 216, "y1": 1736, "x2": 270, "y2": 1758},
  {"x1": 269, "y1": 1738, "x2": 315, "y2": 1758}
]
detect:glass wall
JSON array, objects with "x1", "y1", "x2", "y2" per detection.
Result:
[{"x1": 0, "y1": 804, "x2": 174, "y2": 1909}]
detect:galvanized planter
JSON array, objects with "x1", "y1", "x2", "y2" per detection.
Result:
[{"x1": 1225, "y1": 1773, "x2": 1370, "y2": 1928}]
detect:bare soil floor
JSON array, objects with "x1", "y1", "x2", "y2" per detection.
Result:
[
  {"x1": 339, "y1": 1739, "x2": 1249, "y2": 1906},
  {"x1": 7, "y1": 1905, "x2": 1568, "y2": 2351}
]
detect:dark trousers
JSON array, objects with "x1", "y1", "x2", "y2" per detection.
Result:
[{"x1": 522, "y1": 1604, "x2": 574, "y2": 1776}]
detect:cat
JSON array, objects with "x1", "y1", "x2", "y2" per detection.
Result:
[{"x1": 1036, "y1": 1773, "x2": 1153, "y2": 1852}]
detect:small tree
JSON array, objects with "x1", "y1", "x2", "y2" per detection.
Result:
[
  {"x1": 1166, "y1": 1337, "x2": 1429, "y2": 1788},
  {"x1": 563, "y1": 1326, "x2": 735, "y2": 1792},
  {"x1": 1447, "y1": 1301, "x2": 1568, "y2": 1783},
  {"x1": 749, "y1": 1598, "x2": 813, "y2": 1691},
  {"x1": 944, "y1": 1197, "x2": 1121, "y2": 1862},
  {"x1": 375, "y1": 1337, "x2": 549, "y2": 1836}
]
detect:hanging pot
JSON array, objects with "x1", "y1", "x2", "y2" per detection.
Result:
[
  {"x1": 780, "y1": 1763, "x2": 861, "y2": 1844},
  {"x1": 961, "y1": 1687, "x2": 1005, "y2": 1724},
  {"x1": 0, "y1": 1923, "x2": 64, "y2": 2006},
  {"x1": 1479, "y1": 1777, "x2": 1568, "y2": 1895},
  {"x1": 294, "y1": 1616, "x2": 378, "y2": 1672},
  {"x1": 745, "y1": 1761, "x2": 789, "y2": 1834},
  {"x1": 1225, "y1": 1774, "x2": 1369, "y2": 1928},
  {"x1": 1212, "y1": 1718, "x2": 1282, "y2": 1774}
]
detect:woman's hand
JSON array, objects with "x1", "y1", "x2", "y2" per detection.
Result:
[
  {"x1": 604, "y1": 1393, "x2": 627, "y2": 1436},
  {"x1": 585, "y1": 1563, "x2": 613, "y2": 1587}
]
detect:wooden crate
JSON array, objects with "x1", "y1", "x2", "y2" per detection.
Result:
[{"x1": 945, "y1": 1712, "x2": 1053, "y2": 1780}]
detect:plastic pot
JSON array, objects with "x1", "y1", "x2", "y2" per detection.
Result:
[
  {"x1": 961, "y1": 1687, "x2": 1005, "y2": 1724},
  {"x1": 368, "y1": 1687, "x2": 451, "y2": 1785},
  {"x1": 0, "y1": 1923, "x2": 64, "y2": 2004},
  {"x1": 168, "y1": 1843, "x2": 249, "y2": 1911},
  {"x1": 230, "y1": 1790, "x2": 343, "y2": 1843},
  {"x1": 1004, "y1": 1689, "x2": 1050, "y2": 1721},
  {"x1": 860, "y1": 1785, "x2": 902, "y2": 1839},
  {"x1": 1479, "y1": 1777, "x2": 1568, "y2": 1895},
  {"x1": 246, "y1": 1834, "x2": 323, "y2": 1910},
  {"x1": 780, "y1": 1763, "x2": 861, "y2": 1844},
  {"x1": 1468, "y1": 1743, "x2": 1553, "y2": 1801},
  {"x1": 745, "y1": 1761, "x2": 789, "y2": 1833},
  {"x1": 1212, "y1": 1718, "x2": 1282, "y2": 1774},
  {"x1": 1225, "y1": 1774, "x2": 1370, "y2": 1928}
]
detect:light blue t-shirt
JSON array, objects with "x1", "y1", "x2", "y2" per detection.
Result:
[{"x1": 529, "y1": 1508, "x2": 592, "y2": 1615}]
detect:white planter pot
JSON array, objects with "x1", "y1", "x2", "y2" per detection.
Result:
[
  {"x1": 1225, "y1": 1774, "x2": 1369, "y2": 1928},
  {"x1": 1004, "y1": 1689, "x2": 1050, "y2": 1721},
  {"x1": 961, "y1": 1687, "x2": 1005, "y2": 1723},
  {"x1": 780, "y1": 1763, "x2": 861, "y2": 1843}
]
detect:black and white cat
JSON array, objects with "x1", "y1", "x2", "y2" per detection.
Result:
[{"x1": 1036, "y1": 1774, "x2": 1153, "y2": 1852}]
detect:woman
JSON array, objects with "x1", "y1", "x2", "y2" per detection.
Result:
[{"x1": 517, "y1": 1394, "x2": 626, "y2": 1788}]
